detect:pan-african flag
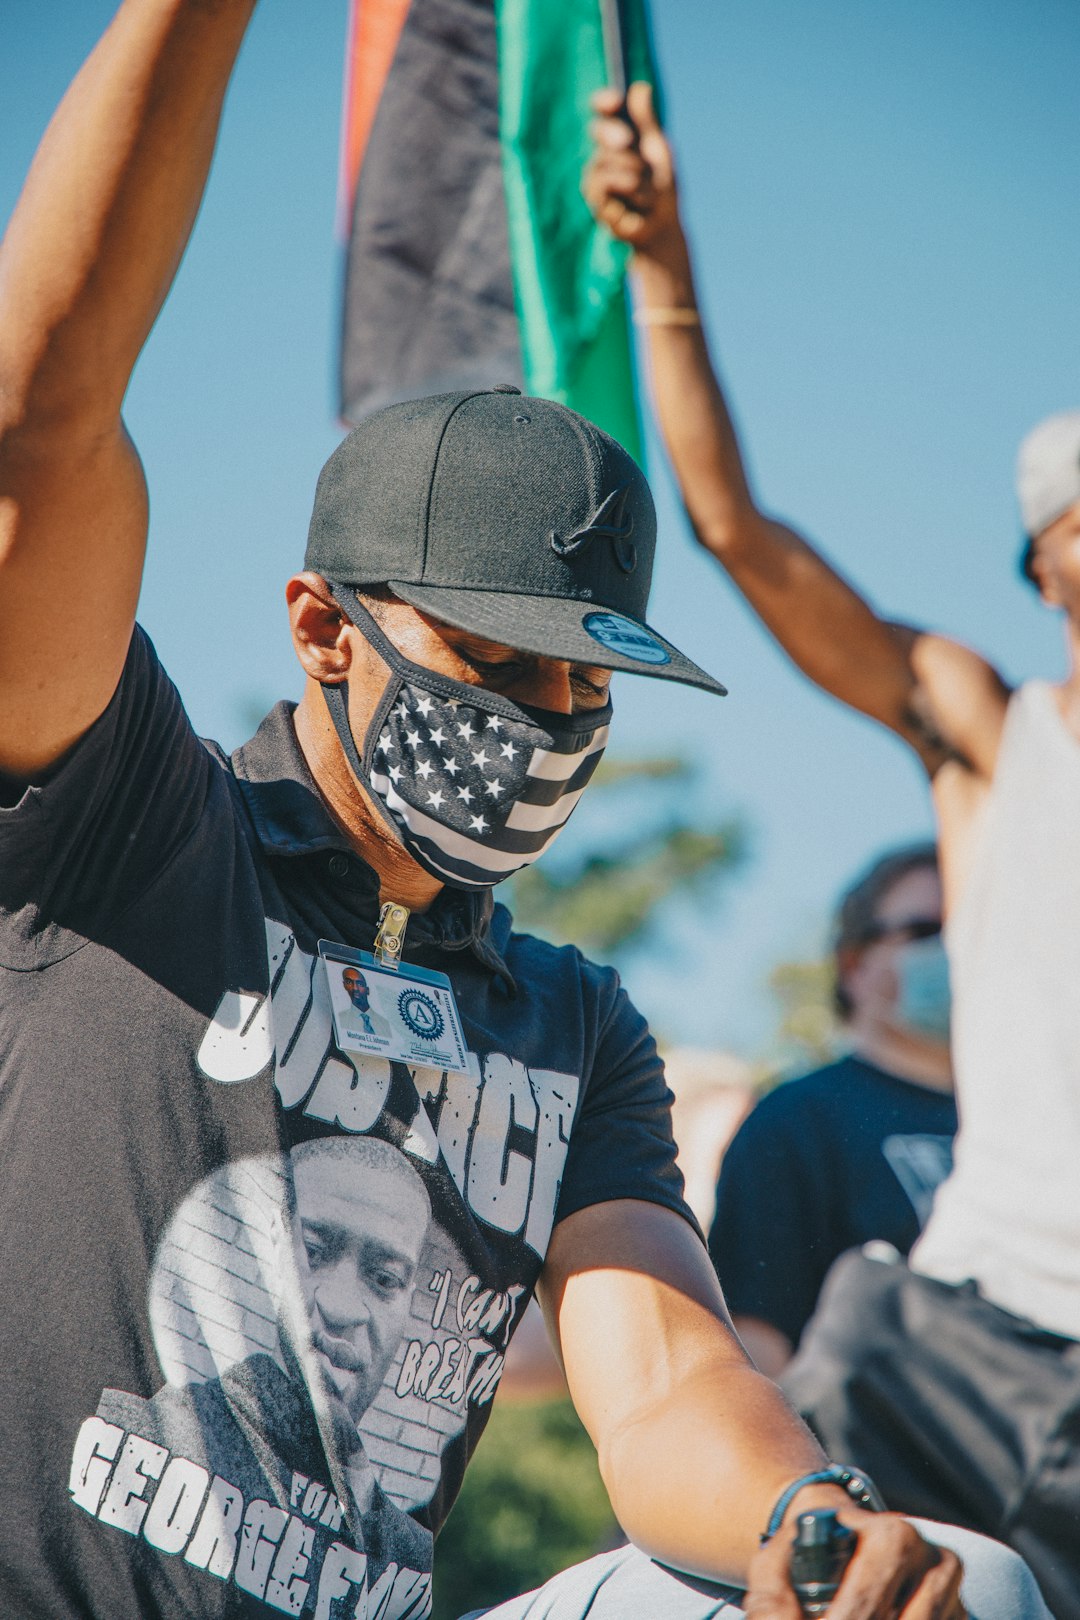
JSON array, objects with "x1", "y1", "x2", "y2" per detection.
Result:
[{"x1": 337, "y1": 0, "x2": 658, "y2": 462}]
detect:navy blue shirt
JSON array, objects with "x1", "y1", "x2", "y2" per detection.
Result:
[
  {"x1": 708, "y1": 1056, "x2": 956, "y2": 1348},
  {"x1": 0, "y1": 628, "x2": 692, "y2": 1620}
]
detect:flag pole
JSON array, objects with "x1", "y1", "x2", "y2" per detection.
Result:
[{"x1": 599, "y1": 0, "x2": 629, "y2": 103}]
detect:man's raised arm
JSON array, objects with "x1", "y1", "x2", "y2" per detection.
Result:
[
  {"x1": 583, "y1": 86, "x2": 1010, "y2": 784},
  {"x1": 0, "y1": 0, "x2": 257, "y2": 781}
]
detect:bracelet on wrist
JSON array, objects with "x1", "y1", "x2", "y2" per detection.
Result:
[
  {"x1": 760, "y1": 1465, "x2": 885, "y2": 1545},
  {"x1": 632, "y1": 305, "x2": 701, "y2": 326}
]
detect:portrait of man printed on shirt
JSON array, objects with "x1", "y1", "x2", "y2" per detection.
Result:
[{"x1": 96, "y1": 1137, "x2": 437, "y2": 1587}]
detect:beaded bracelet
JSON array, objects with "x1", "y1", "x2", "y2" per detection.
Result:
[{"x1": 760, "y1": 1465, "x2": 885, "y2": 1545}]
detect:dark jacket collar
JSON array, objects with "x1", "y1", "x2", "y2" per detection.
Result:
[{"x1": 227, "y1": 701, "x2": 514, "y2": 986}]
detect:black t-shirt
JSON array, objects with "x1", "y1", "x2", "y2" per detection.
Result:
[
  {"x1": 707, "y1": 1056, "x2": 956, "y2": 1348},
  {"x1": 0, "y1": 629, "x2": 692, "y2": 1620}
]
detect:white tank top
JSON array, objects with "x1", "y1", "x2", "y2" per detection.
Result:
[{"x1": 911, "y1": 682, "x2": 1080, "y2": 1340}]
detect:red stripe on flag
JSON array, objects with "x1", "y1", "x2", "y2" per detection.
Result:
[{"x1": 338, "y1": 0, "x2": 413, "y2": 233}]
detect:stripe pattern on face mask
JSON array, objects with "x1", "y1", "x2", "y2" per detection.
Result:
[
  {"x1": 368, "y1": 681, "x2": 609, "y2": 889},
  {"x1": 319, "y1": 583, "x2": 611, "y2": 891}
]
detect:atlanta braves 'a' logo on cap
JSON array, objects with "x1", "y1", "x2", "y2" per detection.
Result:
[{"x1": 550, "y1": 485, "x2": 636, "y2": 574}]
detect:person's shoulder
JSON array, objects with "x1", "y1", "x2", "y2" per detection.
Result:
[
  {"x1": 1007, "y1": 677, "x2": 1066, "y2": 733},
  {"x1": 116, "y1": 623, "x2": 228, "y2": 788},
  {"x1": 199, "y1": 734, "x2": 230, "y2": 769},
  {"x1": 723, "y1": 1060, "x2": 868, "y2": 1160},
  {"x1": 495, "y1": 902, "x2": 621, "y2": 1001},
  {"x1": 749, "y1": 1056, "x2": 864, "y2": 1117},
  {"x1": 123, "y1": 622, "x2": 187, "y2": 723}
]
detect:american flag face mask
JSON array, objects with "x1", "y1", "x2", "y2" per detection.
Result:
[{"x1": 321, "y1": 588, "x2": 611, "y2": 891}]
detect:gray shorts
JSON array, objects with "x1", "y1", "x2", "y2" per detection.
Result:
[
  {"x1": 460, "y1": 1520, "x2": 1050, "y2": 1620},
  {"x1": 783, "y1": 1251, "x2": 1080, "y2": 1620}
]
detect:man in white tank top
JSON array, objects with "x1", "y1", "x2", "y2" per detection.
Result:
[{"x1": 587, "y1": 92, "x2": 1080, "y2": 1618}]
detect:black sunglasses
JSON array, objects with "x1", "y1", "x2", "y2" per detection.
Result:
[{"x1": 860, "y1": 916, "x2": 942, "y2": 945}]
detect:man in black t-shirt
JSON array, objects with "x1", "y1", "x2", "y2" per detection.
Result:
[
  {"x1": 0, "y1": 6, "x2": 1041, "y2": 1619},
  {"x1": 709, "y1": 845, "x2": 956, "y2": 1376}
]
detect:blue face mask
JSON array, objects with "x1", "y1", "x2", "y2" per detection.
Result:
[{"x1": 895, "y1": 935, "x2": 952, "y2": 1040}]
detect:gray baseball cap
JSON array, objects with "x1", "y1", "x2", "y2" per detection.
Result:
[
  {"x1": 305, "y1": 386, "x2": 726, "y2": 695},
  {"x1": 1017, "y1": 410, "x2": 1080, "y2": 541}
]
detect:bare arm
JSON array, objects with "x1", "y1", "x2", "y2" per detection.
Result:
[
  {"x1": 540, "y1": 1199, "x2": 964, "y2": 1612},
  {"x1": 0, "y1": 0, "x2": 257, "y2": 780},
  {"x1": 540, "y1": 1199, "x2": 818, "y2": 1581},
  {"x1": 732, "y1": 1314, "x2": 795, "y2": 1380},
  {"x1": 583, "y1": 86, "x2": 1010, "y2": 784}
]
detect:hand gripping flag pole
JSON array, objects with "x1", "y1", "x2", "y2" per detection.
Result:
[{"x1": 599, "y1": 0, "x2": 629, "y2": 105}]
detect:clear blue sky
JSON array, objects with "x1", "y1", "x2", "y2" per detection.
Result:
[{"x1": 4, "y1": 0, "x2": 1079, "y2": 1057}]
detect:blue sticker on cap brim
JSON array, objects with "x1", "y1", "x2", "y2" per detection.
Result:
[{"x1": 583, "y1": 611, "x2": 671, "y2": 665}]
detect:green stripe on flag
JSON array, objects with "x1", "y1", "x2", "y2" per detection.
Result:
[{"x1": 494, "y1": 0, "x2": 659, "y2": 463}]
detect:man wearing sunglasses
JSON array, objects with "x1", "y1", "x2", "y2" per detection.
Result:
[
  {"x1": 588, "y1": 81, "x2": 1080, "y2": 1618},
  {"x1": 710, "y1": 844, "x2": 956, "y2": 1379}
]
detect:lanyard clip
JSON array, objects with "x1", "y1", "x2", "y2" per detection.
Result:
[{"x1": 373, "y1": 902, "x2": 410, "y2": 971}]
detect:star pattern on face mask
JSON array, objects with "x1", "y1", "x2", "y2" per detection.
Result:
[
  {"x1": 363, "y1": 675, "x2": 611, "y2": 886},
  {"x1": 372, "y1": 683, "x2": 537, "y2": 836}
]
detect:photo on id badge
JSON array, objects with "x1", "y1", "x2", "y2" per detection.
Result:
[{"x1": 320, "y1": 942, "x2": 469, "y2": 1072}]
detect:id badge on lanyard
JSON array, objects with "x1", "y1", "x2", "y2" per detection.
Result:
[{"x1": 318, "y1": 914, "x2": 470, "y2": 1075}]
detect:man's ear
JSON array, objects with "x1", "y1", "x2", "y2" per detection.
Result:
[
  {"x1": 1029, "y1": 550, "x2": 1063, "y2": 609},
  {"x1": 835, "y1": 944, "x2": 864, "y2": 1008},
  {"x1": 286, "y1": 572, "x2": 354, "y2": 682}
]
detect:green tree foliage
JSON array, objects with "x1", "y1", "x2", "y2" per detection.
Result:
[
  {"x1": 766, "y1": 954, "x2": 839, "y2": 1077},
  {"x1": 507, "y1": 756, "x2": 745, "y2": 960},
  {"x1": 432, "y1": 1400, "x2": 614, "y2": 1620}
]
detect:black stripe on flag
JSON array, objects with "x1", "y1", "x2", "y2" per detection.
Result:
[
  {"x1": 373, "y1": 768, "x2": 575, "y2": 860},
  {"x1": 516, "y1": 751, "x2": 607, "y2": 809},
  {"x1": 340, "y1": 0, "x2": 523, "y2": 422}
]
